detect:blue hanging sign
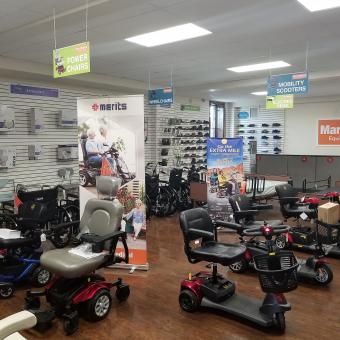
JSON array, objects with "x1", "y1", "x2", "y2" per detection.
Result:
[
  {"x1": 267, "y1": 72, "x2": 308, "y2": 96},
  {"x1": 148, "y1": 87, "x2": 173, "y2": 105},
  {"x1": 238, "y1": 111, "x2": 250, "y2": 120},
  {"x1": 10, "y1": 84, "x2": 59, "y2": 98}
]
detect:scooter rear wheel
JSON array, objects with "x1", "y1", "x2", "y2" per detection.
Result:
[
  {"x1": 275, "y1": 235, "x2": 287, "y2": 250},
  {"x1": 0, "y1": 286, "x2": 13, "y2": 299},
  {"x1": 314, "y1": 263, "x2": 333, "y2": 285},
  {"x1": 179, "y1": 289, "x2": 199, "y2": 313},
  {"x1": 229, "y1": 258, "x2": 248, "y2": 273},
  {"x1": 274, "y1": 312, "x2": 286, "y2": 333}
]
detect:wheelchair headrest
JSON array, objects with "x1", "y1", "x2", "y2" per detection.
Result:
[{"x1": 96, "y1": 176, "x2": 121, "y2": 197}]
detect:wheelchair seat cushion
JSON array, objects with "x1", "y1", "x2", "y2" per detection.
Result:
[
  {"x1": 40, "y1": 248, "x2": 105, "y2": 279},
  {"x1": 191, "y1": 241, "x2": 246, "y2": 265}
]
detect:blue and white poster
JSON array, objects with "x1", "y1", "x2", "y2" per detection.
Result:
[
  {"x1": 207, "y1": 138, "x2": 244, "y2": 220},
  {"x1": 148, "y1": 87, "x2": 173, "y2": 105},
  {"x1": 267, "y1": 72, "x2": 309, "y2": 96}
]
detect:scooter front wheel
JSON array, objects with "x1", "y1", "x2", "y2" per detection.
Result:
[
  {"x1": 275, "y1": 235, "x2": 288, "y2": 250},
  {"x1": 179, "y1": 289, "x2": 199, "y2": 313},
  {"x1": 229, "y1": 258, "x2": 248, "y2": 273},
  {"x1": 274, "y1": 312, "x2": 286, "y2": 333},
  {"x1": 314, "y1": 263, "x2": 333, "y2": 285}
]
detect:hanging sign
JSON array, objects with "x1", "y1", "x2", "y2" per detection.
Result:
[
  {"x1": 318, "y1": 119, "x2": 340, "y2": 145},
  {"x1": 10, "y1": 84, "x2": 59, "y2": 98},
  {"x1": 180, "y1": 104, "x2": 200, "y2": 112},
  {"x1": 148, "y1": 87, "x2": 173, "y2": 105},
  {"x1": 266, "y1": 95, "x2": 294, "y2": 109},
  {"x1": 207, "y1": 138, "x2": 244, "y2": 221},
  {"x1": 238, "y1": 111, "x2": 250, "y2": 119},
  {"x1": 53, "y1": 41, "x2": 90, "y2": 78},
  {"x1": 267, "y1": 72, "x2": 308, "y2": 96}
]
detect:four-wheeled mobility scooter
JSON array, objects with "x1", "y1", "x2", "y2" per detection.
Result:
[
  {"x1": 178, "y1": 208, "x2": 298, "y2": 332},
  {"x1": 25, "y1": 176, "x2": 130, "y2": 335},
  {"x1": 0, "y1": 218, "x2": 51, "y2": 299}
]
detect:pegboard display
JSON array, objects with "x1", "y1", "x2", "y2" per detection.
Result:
[{"x1": 234, "y1": 106, "x2": 285, "y2": 173}]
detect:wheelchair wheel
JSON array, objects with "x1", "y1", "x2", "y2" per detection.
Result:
[
  {"x1": 0, "y1": 286, "x2": 14, "y2": 299},
  {"x1": 85, "y1": 289, "x2": 112, "y2": 322},
  {"x1": 31, "y1": 267, "x2": 51, "y2": 287},
  {"x1": 49, "y1": 207, "x2": 72, "y2": 248},
  {"x1": 79, "y1": 171, "x2": 90, "y2": 187}
]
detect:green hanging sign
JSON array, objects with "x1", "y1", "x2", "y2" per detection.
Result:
[
  {"x1": 53, "y1": 41, "x2": 90, "y2": 78},
  {"x1": 180, "y1": 104, "x2": 201, "y2": 112},
  {"x1": 266, "y1": 95, "x2": 294, "y2": 109}
]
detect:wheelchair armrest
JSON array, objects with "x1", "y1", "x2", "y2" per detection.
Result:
[
  {"x1": 80, "y1": 230, "x2": 127, "y2": 244},
  {"x1": 234, "y1": 210, "x2": 259, "y2": 217},
  {"x1": 50, "y1": 220, "x2": 80, "y2": 232},
  {"x1": 252, "y1": 203, "x2": 273, "y2": 210},
  {"x1": 215, "y1": 220, "x2": 243, "y2": 232},
  {"x1": 0, "y1": 311, "x2": 37, "y2": 340},
  {"x1": 188, "y1": 228, "x2": 214, "y2": 239}
]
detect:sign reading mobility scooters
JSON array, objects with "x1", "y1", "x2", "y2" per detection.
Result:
[
  {"x1": 77, "y1": 95, "x2": 147, "y2": 269},
  {"x1": 207, "y1": 138, "x2": 243, "y2": 221}
]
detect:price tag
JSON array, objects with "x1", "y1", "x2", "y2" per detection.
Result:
[
  {"x1": 300, "y1": 212, "x2": 308, "y2": 220},
  {"x1": 40, "y1": 233, "x2": 47, "y2": 242}
]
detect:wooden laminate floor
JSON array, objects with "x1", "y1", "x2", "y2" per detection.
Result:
[{"x1": 1, "y1": 208, "x2": 340, "y2": 340}]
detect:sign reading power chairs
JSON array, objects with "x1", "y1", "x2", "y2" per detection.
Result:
[
  {"x1": 53, "y1": 41, "x2": 90, "y2": 78},
  {"x1": 148, "y1": 87, "x2": 173, "y2": 105},
  {"x1": 267, "y1": 72, "x2": 309, "y2": 96},
  {"x1": 318, "y1": 119, "x2": 340, "y2": 145},
  {"x1": 266, "y1": 95, "x2": 294, "y2": 109}
]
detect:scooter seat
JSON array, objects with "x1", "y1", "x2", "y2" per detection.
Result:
[
  {"x1": 40, "y1": 248, "x2": 105, "y2": 279},
  {"x1": 191, "y1": 241, "x2": 246, "y2": 266},
  {"x1": 0, "y1": 237, "x2": 35, "y2": 249}
]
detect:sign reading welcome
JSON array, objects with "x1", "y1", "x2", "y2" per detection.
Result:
[
  {"x1": 318, "y1": 119, "x2": 340, "y2": 145},
  {"x1": 53, "y1": 41, "x2": 90, "y2": 78}
]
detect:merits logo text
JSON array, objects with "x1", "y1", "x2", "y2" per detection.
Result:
[{"x1": 91, "y1": 103, "x2": 127, "y2": 111}]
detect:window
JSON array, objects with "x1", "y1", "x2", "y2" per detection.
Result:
[{"x1": 209, "y1": 101, "x2": 225, "y2": 138}]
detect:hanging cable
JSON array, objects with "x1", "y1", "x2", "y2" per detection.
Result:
[
  {"x1": 85, "y1": 0, "x2": 89, "y2": 41},
  {"x1": 305, "y1": 41, "x2": 309, "y2": 72},
  {"x1": 53, "y1": 8, "x2": 57, "y2": 50}
]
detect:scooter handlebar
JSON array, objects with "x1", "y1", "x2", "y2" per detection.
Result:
[{"x1": 243, "y1": 224, "x2": 290, "y2": 236}]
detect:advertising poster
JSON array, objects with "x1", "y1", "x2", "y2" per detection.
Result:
[
  {"x1": 77, "y1": 95, "x2": 147, "y2": 269},
  {"x1": 318, "y1": 119, "x2": 340, "y2": 145},
  {"x1": 207, "y1": 138, "x2": 244, "y2": 220}
]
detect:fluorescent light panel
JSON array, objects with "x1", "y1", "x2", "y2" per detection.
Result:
[
  {"x1": 125, "y1": 23, "x2": 212, "y2": 47},
  {"x1": 227, "y1": 61, "x2": 290, "y2": 73},
  {"x1": 251, "y1": 91, "x2": 267, "y2": 96},
  {"x1": 297, "y1": 0, "x2": 340, "y2": 12}
]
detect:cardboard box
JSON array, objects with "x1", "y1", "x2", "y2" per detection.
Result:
[{"x1": 318, "y1": 202, "x2": 339, "y2": 225}]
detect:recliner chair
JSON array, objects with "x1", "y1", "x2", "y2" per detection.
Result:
[
  {"x1": 26, "y1": 176, "x2": 130, "y2": 335},
  {"x1": 275, "y1": 184, "x2": 317, "y2": 221}
]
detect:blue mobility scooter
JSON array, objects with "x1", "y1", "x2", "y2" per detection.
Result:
[{"x1": 0, "y1": 216, "x2": 51, "y2": 298}]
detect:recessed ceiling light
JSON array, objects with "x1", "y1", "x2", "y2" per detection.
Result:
[
  {"x1": 251, "y1": 91, "x2": 268, "y2": 96},
  {"x1": 209, "y1": 89, "x2": 217, "y2": 92},
  {"x1": 297, "y1": 0, "x2": 340, "y2": 12},
  {"x1": 227, "y1": 61, "x2": 290, "y2": 73},
  {"x1": 125, "y1": 23, "x2": 212, "y2": 47}
]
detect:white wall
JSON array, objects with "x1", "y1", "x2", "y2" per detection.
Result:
[{"x1": 285, "y1": 97, "x2": 340, "y2": 155}]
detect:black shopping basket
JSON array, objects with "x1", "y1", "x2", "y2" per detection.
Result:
[{"x1": 253, "y1": 251, "x2": 299, "y2": 294}]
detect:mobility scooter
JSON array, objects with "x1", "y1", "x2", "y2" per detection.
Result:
[
  {"x1": 275, "y1": 184, "x2": 340, "y2": 258},
  {"x1": 228, "y1": 194, "x2": 333, "y2": 285},
  {"x1": 0, "y1": 215, "x2": 51, "y2": 299},
  {"x1": 25, "y1": 177, "x2": 130, "y2": 335},
  {"x1": 79, "y1": 133, "x2": 135, "y2": 187},
  {"x1": 178, "y1": 208, "x2": 298, "y2": 332}
]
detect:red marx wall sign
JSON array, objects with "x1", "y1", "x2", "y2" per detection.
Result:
[{"x1": 318, "y1": 119, "x2": 340, "y2": 145}]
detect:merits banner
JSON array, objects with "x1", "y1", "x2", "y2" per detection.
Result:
[
  {"x1": 318, "y1": 119, "x2": 340, "y2": 145},
  {"x1": 77, "y1": 95, "x2": 147, "y2": 269},
  {"x1": 53, "y1": 42, "x2": 90, "y2": 78},
  {"x1": 207, "y1": 138, "x2": 244, "y2": 220},
  {"x1": 267, "y1": 72, "x2": 308, "y2": 96}
]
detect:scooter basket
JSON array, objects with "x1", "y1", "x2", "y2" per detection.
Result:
[
  {"x1": 317, "y1": 223, "x2": 338, "y2": 245},
  {"x1": 253, "y1": 251, "x2": 299, "y2": 293}
]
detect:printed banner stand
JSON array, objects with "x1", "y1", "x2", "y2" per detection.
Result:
[
  {"x1": 318, "y1": 119, "x2": 340, "y2": 145},
  {"x1": 207, "y1": 138, "x2": 244, "y2": 221},
  {"x1": 53, "y1": 41, "x2": 90, "y2": 78},
  {"x1": 77, "y1": 95, "x2": 148, "y2": 270}
]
